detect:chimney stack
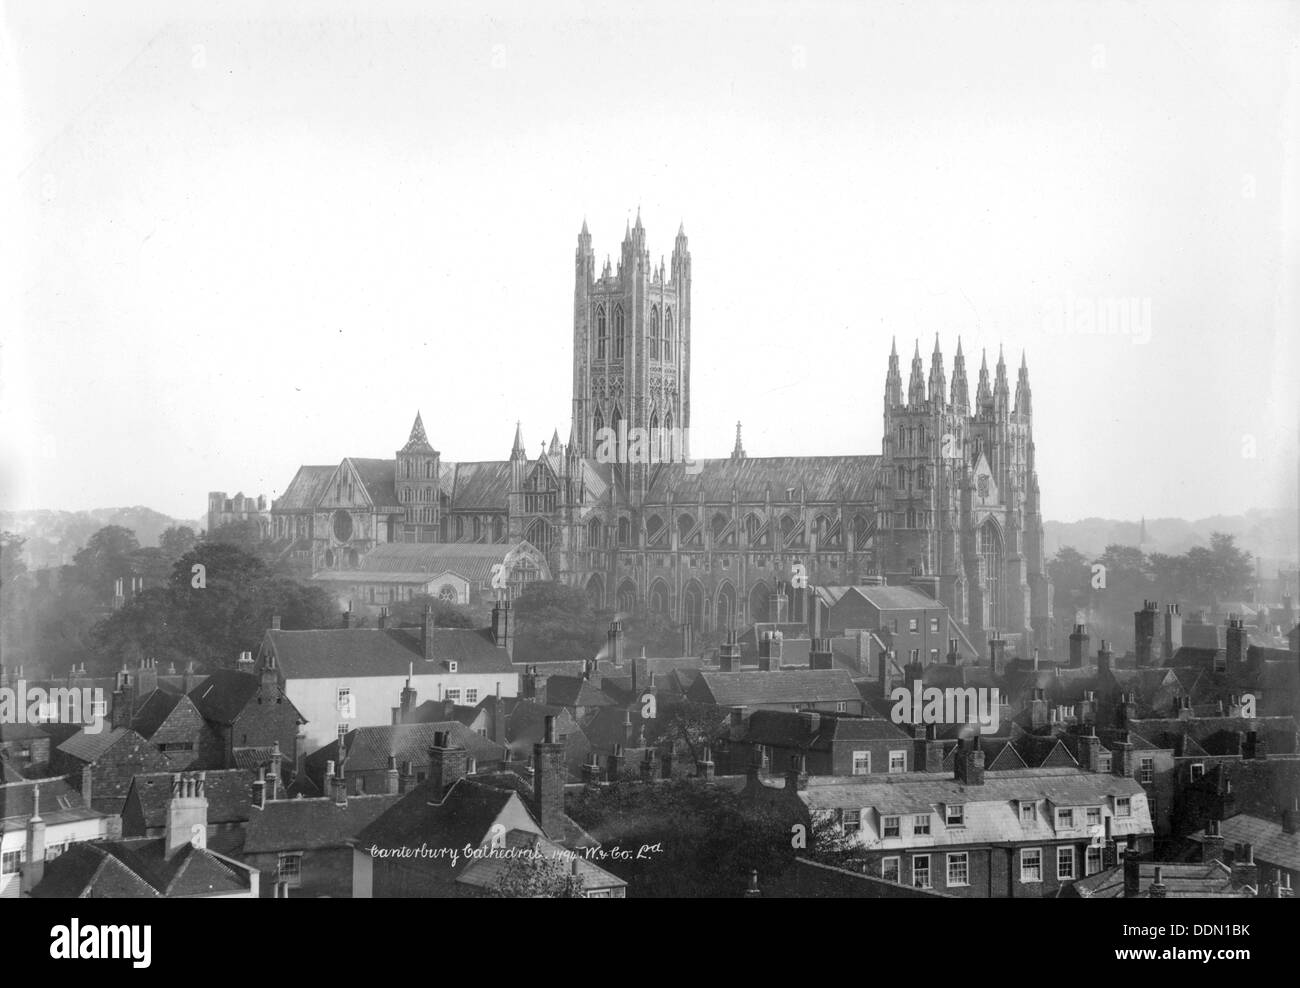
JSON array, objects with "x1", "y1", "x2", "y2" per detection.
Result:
[
  {"x1": 1163, "y1": 604, "x2": 1182, "y2": 661},
  {"x1": 22, "y1": 784, "x2": 46, "y2": 893},
  {"x1": 606, "y1": 619, "x2": 625, "y2": 664},
  {"x1": 164, "y1": 772, "x2": 209, "y2": 860},
  {"x1": 422, "y1": 604, "x2": 436, "y2": 662},
  {"x1": 533, "y1": 715, "x2": 565, "y2": 836},
  {"x1": 252, "y1": 768, "x2": 266, "y2": 809},
  {"x1": 758, "y1": 630, "x2": 783, "y2": 670},
  {"x1": 492, "y1": 596, "x2": 513, "y2": 657},
  {"x1": 809, "y1": 637, "x2": 834, "y2": 670},
  {"x1": 1078, "y1": 723, "x2": 1102, "y2": 772},
  {"x1": 427, "y1": 733, "x2": 468, "y2": 798},
  {"x1": 1134, "y1": 600, "x2": 1159, "y2": 667},
  {"x1": 386, "y1": 754, "x2": 399, "y2": 795},
  {"x1": 1202, "y1": 818, "x2": 1225, "y2": 862},
  {"x1": 270, "y1": 614, "x2": 282, "y2": 631},
  {"x1": 1097, "y1": 640, "x2": 1113, "y2": 678},
  {"x1": 954, "y1": 735, "x2": 985, "y2": 785},
  {"x1": 988, "y1": 637, "x2": 1006, "y2": 674},
  {"x1": 1069, "y1": 624, "x2": 1089, "y2": 669},
  {"x1": 719, "y1": 629, "x2": 741, "y2": 672}
]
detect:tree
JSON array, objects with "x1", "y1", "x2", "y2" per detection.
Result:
[
  {"x1": 1047, "y1": 546, "x2": 1091, "y2": 623},
  {"x1": 641, "y1": 699, "x2": 731, "y2": 769},
  {"x1": 72, "y1": 525, "x2": 140, "y2": 598},
  {"x1": 566, "y1": 779, "x2": 796, "y2": 897},
  {"x1": 489, "y1": 853, "x2": 587, "y2": 898},
  {"x1": 390, "y1": 594, "x2": 478, "y2": 629},
  {"x1": 159, "y1": 525, "x2": 199, "y2": 561},
  {"x1": 1207, "y1": 532, "x2": 1254, "y2": 603},
  {"x1": 512, "y1": 580, "x2": 605, "y2": 662}
]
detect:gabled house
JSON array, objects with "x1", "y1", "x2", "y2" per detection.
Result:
[
  {"x1": 50, "y1": 727, "x2": 172, "y2": 817},
  {"x1": 0, "y1": 778, "x2": 110, "y2": 898}
]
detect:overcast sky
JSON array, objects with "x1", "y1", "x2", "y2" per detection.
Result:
[{"x1": 2, "y1": 0, "x2": 1296, "y2": 527}]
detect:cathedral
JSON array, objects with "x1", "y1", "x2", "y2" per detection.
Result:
[{"x1": 252, "y1": 214, "x2": 1052, "y2": 652}]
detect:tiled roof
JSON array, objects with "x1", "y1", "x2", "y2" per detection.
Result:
[
  {"x1": 642, "y1": 455, "x2": 881, "y2": 503},
  {"x1": 689, "y1": 669, "x2": 862, "y2": 707},
  {"x1": 822, "y1": 585, "x2": 943, "y2": 612},
  {"x1": 274, "y1": 465, "x2": 336, "y2": 511},
  {"x1": 189, "y1": 669, "x2": 264, "y2": 725},
  {"x1": 0, "y1": 778, "x2": 99, "y2": 830},
  {"x1": 125, "y1": 770, "x2": 253, "y2": 830},
  {"x1": 30, "y1": 838, "x2": 253, "y2": 898},
  {"x1": 265, "y1": 627, "x2": 515, "y2": 679},
  {"x1": 56, "y1": 727, "x2": 132, "y2": 764},
  {"x1": 1190, "y1": 814, "x2": 1300, "y2": 872},
  {"x1": 243, "y1": 793, "x2": 403, "y2": 853}
]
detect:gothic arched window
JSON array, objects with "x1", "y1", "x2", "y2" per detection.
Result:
[
  {"x1": 664, "y1": 309, "x2": 674, "y2": 362},
  {"x1": 596, "y1": 306, "x2": 607, "y2": 360},
  {"x1": 649, "y1": 306, "x2": 661, "y2": 361},
  {"x1": 614, "y1": 306, "x2": 625, "y2": 359}
]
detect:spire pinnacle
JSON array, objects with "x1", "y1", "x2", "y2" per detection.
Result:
[
  {"x1": 890, "y1": 336, "x2": 898, "y2": 357},
  {"x1": 408, "y1": 411, "x2": 428, "y2": 445},
  {"x1": 732, "y1": 420, "x2": 746, "y2": 460},
  {"x1": 511, "y1": 421, "x2": 525, "y2": 458},
  {"x1": 549, "y1": 429, "x2": 561, "y2": 456}
]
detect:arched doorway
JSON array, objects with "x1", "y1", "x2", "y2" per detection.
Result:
[
  {"x1": 648, "y1": 579, "x2": 671, "y2": 618},
  {"x1": 682, "y1": 578, "x2": 706, "y2": 632}
]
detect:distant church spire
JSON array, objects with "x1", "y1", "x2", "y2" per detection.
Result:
[
  {"x1": 549, "y1": 429, "x2": 561, "y2": 456},
  {"x1": 409, "y1": 412, "x2": 428, "y2": 445},
  {"x1": 510, "y1": 421, "x2": 526, "y2": 460},
  {"x1": 732, "y1": 421, "x2": 747, "y2": 460},
  {"x1": 885, "y1": 337, "x2": 902, "y2": 408}
]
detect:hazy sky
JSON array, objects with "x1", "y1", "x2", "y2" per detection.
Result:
[{"x1": 2, "y1": 0, "x2": 1297, "y2": 525}]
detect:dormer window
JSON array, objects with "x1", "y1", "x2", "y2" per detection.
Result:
[
  {"x1": 1056, "y1": 808, "x2": 1074, "y2": 829},
  {"x1": 448, "y1": 661, "x2": 458, "y2": 674},
  {"x1": 1019, "y1": 801, "x2": 1035, "y2": 824},
  {"x1": 1115, "y1": 796, "x2": 1132, "y2": 817},
  {"x1": 946, "y1": 804, "x2": 965, "y2": 827}
]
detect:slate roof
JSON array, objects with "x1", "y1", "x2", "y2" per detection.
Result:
[
  {"x1": 242, "y1": 793, "x2": 403, "y2": 853},
  {"x1": 341, "y1": 541, "x2": 536, "y2": 583},
  {"x1": 0, "y1": 721, "x2": 53, "y2": 742},
  {"x1": 641, "y1": 455, "x2": 881, "y2": 503},
  {"x1": 327, "y1": 721, "x2": 505, "y2": 774},
  {"x1": 189, "y1": 670, "x2": 263, "y2": 725},
  {"x1": 1189, "y1": 814, "x2": 1300, "y2": 872},
  {"x1": 442, "y1": 461, "x2": 515, "y2": 510},
  {"x1": 265, "y1": 627, "x2": 516, "y2": 679},
  {"x1": 545, "y1": 676, "x2": 619, "y2": 709},
  {"x1": 30, "y1": 839, "x2": 254, "y2": 898},
  {"x1": 800, "y1": 769, "x2": 1150, "y2": 845},
  {"x1": 356, "y1": 777, "x2": 518, "y2": 855},
  {"x1": 821, "y1": 585, "x2": 943, "y2": 612},
  {"x1": 125, "y1": 770, "x2": 253, "y2": 831},
  {"x1": 742, "y1": 710, "x2": 909, "y2": 750},
  {"x1": 1069, "y1": 860, "x2": 1242, "y2": 899},
  {"x1": 0, "y1": 778, "x2": 101, "y2": 832},
  {"x1": 130, "y1": 689, "x2": 182, "y2": 739},
  {"x1": 274, "y1": 465, "x2": 336, "y2": 511},
  {"x1": 348, "y1": 457, "x2": 399, "y2": 507},
  {"x1": 688, "y1": 669, "x2": 862, "y2": 707}
]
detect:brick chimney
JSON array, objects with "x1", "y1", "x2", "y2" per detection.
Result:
[
  {"x1": 386, "y1": 754, "x2": 399, "y2": 794},
  {"x1": 1078, "y1": 723, "x2": 1102, "y2": 772},
  {"x1": 1069, "y1": 624, "x2": 1089, "y2": 669},
  {"x1": 1102, "y1": 818, "x2": 1118, "y2": 869},
  {"x1": 809, "y1": 637, "x2": 834, "y2": 670},
  {"x1": 954, "y1": 735, "x2": 985, "y2": 786},
  {"x1": 758, "y1": 630, "x2": 783, "y2": 670},
  {"x1": 137, "y1": 657, "x2": 159, "y2": 698},
  {"x1": 1149, "y1": 865, "x2": 1167, "y2": 898},
  {"x1": 164, "y1": 772, "x2": 209, "y2": 860},
  {"x1": 1226, "y1": 615, "x2": 1248, "y2": 673},
  {"x1": 1029, "y1": 688, "x2": 1048, "y2": 728},
  {"x1": 606, "y1": 619, "x2": 626, "y2": 664},
  {"x1": 919, "y1": 723, "x2": 946, "y2": 773},
  {"x1": 492, "y1": 596, "x2": 513, "y2": 657},
  {"x1": 1163, "y1": 604, "x2": 1182, "y2": 661},
  {"x1": 110, "y1": 666, "x2": 134, "y2": 730},
  {"x1": 251, "y1": 768, "x2": 266, "y2": 809},
  {"x1": 1176, "y1": 694, "x2": 1193, "y2": 720},
  {"x1": 1122, "y1": 836, "x2": 1141, "y2": 896},
  {"x1": 533, "y1": 715, "x2": 565, "y2": 835},
  {"x1": 1231, "y1": 842, "x2": 1258, "y2": 888},
  {"x1": 946, "y1": 637, "x2": 959, "y2": 666},
  {"x1": 1111, "y1": 731, "x2": 1135, "y2": 777},
  {"x1": 606, "y1": 745, "x2": 623, "y2": 781},
  {"x1": 1201, "y1": 818, "x2": 1225, "y2": 862},
  {"x1": 1097, "y1": 640, "x2": 1113, "y2": 678},
  {"x1": 422, "y1": 604, "x2": 436, "y2": 662},
  {"x1": 1135, "y1": 600, "x2": 1159, "y2": 667},
  {"x1": 427, "y1": 732, "x2": 467, "y2": 798},
  {"x1": 988, "y1": 637, "x2": 1006, "y2": 675},
  {"x1": 267, "y1": 740, "x2": 282, "y2": 800},
  {"x1": 719, "y1": 630, "x2": 741, "y2": 671}
]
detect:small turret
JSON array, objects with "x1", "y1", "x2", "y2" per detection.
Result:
[
  {"x1": 993, "y1": 345, "x2": 1010, "y2": 417},
  {"x1": 927, "y1": 334, "x2": 947, "y2": 409},
  {"x1": 731, "y1": 421, "x2": 746, "y2": 461},
  {"x1": 884, "y1": 338, "x2": 902, "y2": 409},
  {"x1": 907, "y1": 340, "x2": 926, "y2": 407},
  {"x1": 510, "y1": 421, "x2": 526, "y2": 461},
  {"x1": 1014, "y1": 350, "x2": 1032, "y2": 416},
  {"x1": 950, "y1": 337, "x2": 970, "y2": 414},
  {"x1": 976, "y1": 349, "x2": 992, "y2": 409}
]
